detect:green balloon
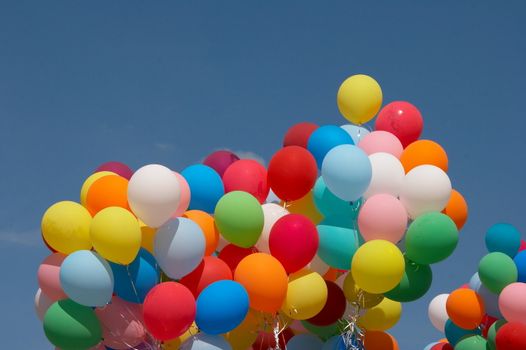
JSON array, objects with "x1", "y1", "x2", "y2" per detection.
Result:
[
  {"x1": 301, "y1": 320, "x2": 341, "y2": 341},
  {"x1": 317, "y1": 216, "x2": 363, "y2": 270},
  {"x1": 487, "y1": 320, "x2": 506, "y2": 350},
  {"x1": 214, "y1": 191, "x2": 264, "y2": 248},
  {"x1": 405, "y1": 212, "x2": 458, "y2": 264},
  {"x1": 43, "y1": 299, "x2": 102, "y2": 350},
  {"x1": 478, "y1": 252, "x2": 518, "y2": 293},
  {"x1": 384, "y1": 257, "x2": 432, "y2": 302},
  {"x1": 454, "y1": 335, "x2": 488, "y2": 350}
]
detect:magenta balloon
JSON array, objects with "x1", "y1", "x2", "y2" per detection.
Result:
[
  {"x1": 95, "y1": 161, "x2": 133, "y2": 180},
  {"x1": 203, "y1": 150, "x2": 240, "y2": 177},
  {"x1": 172, "y1": 172, "x2": 191, "y2": 217},
  {"x1": 37, "y1": 253, "x2": 67, "y2": 301}
]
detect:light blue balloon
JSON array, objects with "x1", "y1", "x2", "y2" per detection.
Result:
[
  {"x1": 444, "y1": 319, "x2": 480, "y2": 346},
  {"x1": 307, "y1": 125, "x2": 354, "y2": 168},
  {"x1": 313, "y1": 177, "x2": 362, "y2": 218},
  {"x1": 322, "y1": 335, "x2": 345, "y2": 350},
  {"x1": 340, "y1": 124, "x2": 370, "y2": 144},
  {"x1": 317, "y1": 217, "x2": 362, "y2": 270},
  {"x1": 468, "y1": 273, "x2": 482, "y2": 291},
  {"x1": 60, "y1": 250, "x2": 114, "y2": 307},
  {"x1": 287, "y1": 334, "x2": 324, "y2": 350},
  {"x1": 321, "y1": 144, "x2": 372, "y2": 202},
  {"x1": 423, "y1": 343, "x2": 439, "y2": 350},
  {"x1": 181, "y1": 333, "x2": 232, "y2": 350},
  {"x1": 485, "y1": 223, "x2": 521, "y2": 257},
  {"x1": 182, "y1": 164, "x2": 225, "y2": 213},
  {"x1": 155, "y1": 218, "x2": 206, "y2": 279},
  {"x1": 514, "y1": 250, "x2": 526, "y2": 282},
  {"x1": 196, "y1": 280, "x2": 249, "y2": 335},
  {"x1": 476, "y1": 284, "x2": 503, "y2": 318}
]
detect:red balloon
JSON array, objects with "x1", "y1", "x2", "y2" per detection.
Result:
[
  {"x1": 307, "y1": 281, "x2": 346, "y2": 326},
  {"x1": 222, "y1": 159, "x2": 269, "y2": 203},
  {"x1": 431, "y1": 343, "x2": 453, "y2": 350},
  {"x1": 95, "y1": 161, "x2": 133, "y2": 179},
  {"x1": 496, "y1": 322, "x2": 526, "y2": 350},
  {"x1": 375, "y1": 101, "x2": 423, "y2": 148},
  {"x1": 143, "y1": 282, "x2": 196, "y2": 341},
  {"x1": 203, "y1": 150, "x2": 240, "y2": 177},
  {"x1": 269, "y1": 214, "x2": 318, "y2": 273},
  {"x1": 179, "y1": 256, "x2": 233, "y2": 298},
  {"x1": 267, "y1": 146, "x2": 317, "y2": 202},
  {"x1": 482, "y1": 314, "x2": 498, "y2": 338},
  {"x1": 283, "y1": 122, "x2": 319, "y2": 148},
  {"x1": 218, "y1": 244, "x2": 258, "y2": 273},
  {"x1": 519, "y1": 240, "x2": 526, "y2": 252},
  {"x1": 252, "y1": 328, "x2": 294, "y2": 350}
]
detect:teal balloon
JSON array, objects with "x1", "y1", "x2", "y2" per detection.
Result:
[
  {"x1": 384, "y1": 257, "x2": 432, "y2": 302},
  {"x1": 287, "y1": 334, "x2": 324, "y2": 350},
  {"x1": 478, "y1": 252, "x2": 517, "y2": 293},
  {"x1": 313, "y1": 177, "x2": 362, "y2": 218},
  {"x1": 485, "y1": 223, "x2": 521, "y2": 257},
  {"x1": 454, "y1": 335, "x2": 488, "y2": 350},
  {"x1": 301, "y1": 320, "x2": 340, "y2": 341},
  {"x1": 317, "y1": 218, "x2": 361, "y2": 270},
  {"x1": 444, "y1": 319, "x2": 480, "y2": 346}
]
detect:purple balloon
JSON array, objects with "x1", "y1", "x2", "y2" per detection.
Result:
[
  {"x1": 203, "y1": 150, "x2": 240, "y2": 177},
  {"x1": 95, "y1": 161, "x2": 133, "y2": 180}
]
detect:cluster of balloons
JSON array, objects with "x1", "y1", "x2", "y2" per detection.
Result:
[
  {"x1": 426, "y1": 223, "x2": 526, "y2": 350},
  {"x1": 36, "y1": 74, "x2": 468, "y2": 350}
]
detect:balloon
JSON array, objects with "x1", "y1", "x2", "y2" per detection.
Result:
[
  {"x1": 307, "y1": 255, "x2": 331, "y2": 281},
  {"x1": 269, "y1": 214, "x2": 319, "y2": 273},
  {"x1": 444, "y1": 319, "x2": 480, "y2": 346},
  {"x1": 41, "y1": 201, "x2": 92, "y2": 254},
  {"x1": 218, "y1": 244, "x2": 257, "y2": 273},
  {"x1": 35, "y1": 288, "x2": 53, "y2": 321},
  {"x1": 225, "y1": 310, "x2": 259, "y2": 350},
  {"x1": 281, "y1": 269, "x2": 328, "y2": 320},
  {"x1": 341, "y1": 124, "x2": 370, "y2": 144},
  {"x1": 180, "y1": 256, "x2": 233, "y2": 298},
  {"x1": 183, "y1": 210, "x2": 220, "y2": 256},
  {"x1": 252, "y1": 328, "x2": 294, "y2": 349},
  {"x1": 267, "y1": 146, "x2": 317, "y2": 201},
  {"x1": 234, "y1": 253, "x2": 288, "y2": 313},
  {"x1": 313, "y1": 177, "x2": 361, "y2": 218},
  {"x1": 287, "y1": 334, "x2": 324, "y2": 350},
  {"x1": 317, "y1": 219, "x2": 361, "y2": 270},
  {"x1": 222, "y1": 160, "x2": 269, "y2": 203},
  {"x1": 322, "y1": 335, "x2": 346, "y2": 350},
  {"x1": 499, "y1": 282, "x2": 526, "y2": 323},
  {"x1": 43, "y1": 299, "x2": 102, "y2": 349},
  {"x1": 430, "y1": 344, "x2": 453, "y2": 350},
  {"x1": 80, "y1": 171, "x2": 116, "y2": 207},
  {"x1": 351, "y1": 240, "x2": 405, "y2": 294},
  {"x1": 337, "y1": 74, "x2": 383, "y2": 124},
  {"x1": 478, "y1": 252, "x2": 517, "y2": 293},
  {"x1": 487, "y1": 320, "x2": 506, "y2": 350},
  {"x1": 358, "y1": 194, "x2": 407, "y2": 243},
  {"x1": 162, "y1": 323, "x2": 199, "y2": 349},
  {"x1": 143, "y1": 282, "x2": 196, "y2": 340},
  {"x1": 384, "y1": 257, "x2": 432, "y2": 302},
  {"x1": 307, "y1": 281, "x2": 346, "y2": 326},
  {"x1": 182, "y1": 333, "x2": 233, "y2": 350},
  {"x1": 256, "y1": 203, "x2": 289, "y2": 253},
  {"x1": 95, "y1": 296, "x2": 145, "y2": 349},
  {"x1": 342, "y1": 273, "x2": 384, "y2": 309},
  {"x1": 445, "y1": 289, "x2": 485, "y2": 330},
  {"x1": 405, "y1": 212, "x2": 458, "y2": 265},
  {"x1": 363, "y1": 152, "x2": 405, "y2": 199},
  {"x1": 154, "y1": 217, "x2": 206, "y2": 279},
  {"x1": 476, "y1": 285, "x2": 503, "y2": 318},
  {"x1": 358, "y1": 131, "x2": 403, "y2": 158},
  {"x1": 485, "y1": 223, "x2": 521, "y2": 258},
  {"x1": 400, "y1": 140, "x2": 448, "y2": 173},
  {"x1": 307, "y1": 125, "x2": 354, "y2": 167},
  {"x1": 37, "y1": 253, "x2": 67, "y2": 301},
  {"x1": 520, "y1": 240, "x2": 526, "y2": 252},
  {"x1": 195, "y1": 280, "x2": 249, "y2": 334},
  {"x1": 182, "y1": 164, "x2": 225, "y2": 214},
  {"x1": 321, "y1": 144, "x2": 372, "y2": 202},
  {"x1": 286, "y1": 191, "x2": 324, "y2": 224},
  {"x1": 481, "y1": 315, "x2": 498, "y2": 338},
  {"x1": 214, "y1": 191, "x2": 264, "y2": 248},
  {"x1": 95, "y1": 161, "x2": 133, "y2": 180},
  {"x1": 283, "y1": 122, "x2": 319, "y2": 148},
  {"x1": 442, "y1": 189, "x2": 468, "y2": 230},
  {"x1": 468, "y1": 273, "x2": 482, "y2": 291},
  {"x1": 203, "y1": 150, "x2": 240, "y2": 177},
  {"x1": 90, "y1": 207, "x2": 142, "y2": 265},
  {"x1": 428, "y1": 294, "x2": 450, "y2": 332},
  {"x1": 363, "y1": 331, "x2": 399, "y2": 350},
  {"x1": 110, "y1": 248, "x2": 160, "y2": 303},
  {"x1": 60, "y1": 250, "x2": 113, "y2": 307},
  {"x1": 358, "y1": 298, "x2": 402, "y2": 331},
  {"x1": 375, "y1": 101, "x2": 423, "y2": 147},
  {"x1": 454, "y1": 335, "x2": 487, "y2": 350},
  {"x1": 139, "y1": 222, "x2": 156, "y2": 254},
  {"x1": 173, "y1": 172, "x2": 191, "y2": 217},
  {"x1": 400, "y1": 164, "x2": 452, "y2": 218},
  {"x1": 495, "y1": 322, "x2": 526, "y2": 350},
  {"x1": 86, "y1": 175, "x2": 130, "y2": 216},
  {"x1": 514, "y1": 251, "x2": 526, "y2": 283}
]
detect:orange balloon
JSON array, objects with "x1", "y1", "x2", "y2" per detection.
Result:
[
  {"x1": 364, "y1": 331, "x2": 399, "y2": 350},
  {"x1": 234, "y1": 253, "x2": 288, "y2": 313},
  {"x1": 183, "y1": 210, "x2": 219, "y2": 256},
  {"x1": 443, "y1": 190, "x2": 468, "y2": 230},
  {"x1": 86, "y1": 175, "x2": 130, "y2": 216},
  {"x1": 446, "y1": 289, "x2": 485, "y2": 330},
  {"x1": 400, "y1": 140, "x2": 448, "y2": 173},
  {"x1": 284, "y1": 192, "x2": 324, "y2": 224},
  {"x1": 323, "y1": 267, "x2": 338, "y2": 282}
]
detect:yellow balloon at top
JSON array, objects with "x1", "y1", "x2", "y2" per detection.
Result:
[
  {"x1": 79, "y1": 171, "x2": 116, "y2": 207},
  {"x1": 337, "y1": 74, "x2": 383, "y2": 125}
]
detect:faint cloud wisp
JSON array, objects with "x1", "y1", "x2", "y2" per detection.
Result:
[{"x1": 0, "y1": 228, "x2": 40, "y2": 246}]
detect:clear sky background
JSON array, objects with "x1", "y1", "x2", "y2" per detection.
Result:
[{"x1": 1, "y1": 1, "x2": 525, "y2": 349}]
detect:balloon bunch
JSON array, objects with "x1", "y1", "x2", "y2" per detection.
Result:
[
  {"x1": 425, "y1": 224, "x2": 526, "y2": 350},
  {"x1": 35, "y1": 74, "x2": 468, "y2": 350}
]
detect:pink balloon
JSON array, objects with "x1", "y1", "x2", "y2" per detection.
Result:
[
  {"x1": 358, "y1": 131, "x2": 404, "y2": 158},
  {"x1": 499, "y1": 283, "x2": 526, "y2": 323},
  {"x1": 358, "y1": 194, "x2": 408, "y2": 243},
  {"x1": 34, "y1": 288, "x2": 53, "y2": 321},
  {"x1": 519, "y1": 240, "x2": 526, "y2": 252},
  {"x1": 95, "y1": 296, "x2": 146, "y2": 349},
  {"x1": 223, "y1": 159, "x2": 269, "y2": 203},
  {"x1": 95, "y1": 161, "x2": 133, "y2": 180},
  {"x1": 172, "y1": 172, "x2": 191, "y2": 217},
  {"x1": 37, "y1": 253, "x2": 67, "y2": 301}
]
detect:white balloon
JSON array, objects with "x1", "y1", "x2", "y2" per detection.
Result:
[
  {"x1": 34, "y1": 288, "x2": 53, "y2": 321},
  {"x1": 308, "y1": 254, "x2": 330, "y2": 276},
  {"x1": 428, "y1": 294, "x2": 449, "y2": 332},
  {"x1": 363, "y1": 152, "x2": 405, "y2": 199},
  {"x1": 399, "y1": 165, "x2": 452, "y2": 219},
  {"x1": 128, "y1": 164, "x2": 181, "y2": 228},
  {"x1": 255, "y1": 203, "x2": 289, "y2": 253},
  {"x1": 340, "y1": 124, "x2": 370, "y2": 144}
]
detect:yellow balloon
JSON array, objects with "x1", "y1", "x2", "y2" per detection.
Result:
[
  {"x1": 41, "y1": 201, "x2": 92, "y2": 254},
  {"x1": 284, "y1": 192, "x2": 324, "y2": 224},
  {"x1": 343, "y1": 273, "x2": 384, "y2": 309},
  {"x1": 225, "y1": 310, "x2": 259, "y2": 350},
  {"x1": 90, "y1": 207, "x2": 141, "y2": 264},
  {"x1": 139, "y1": 220, "x2": 156, "y2": 254},
  {"x1": 337, "y1": 74, "x2": 383, "y2": 124},
  {"x1": 358, "y1": 298, "x2": 402, "y2": 331},
  {"x1": 79, "y1": 171, "x2": 116, "y2": 207},
  {"x1": 351, "y1": 240, "x2": 405, "y2": 294},
  {"x1": 281, "y1": 269, "x2": 328, "y2": 320},
  {"x1": 163, "y1": 323, "x2": 198, "y2": 349}
]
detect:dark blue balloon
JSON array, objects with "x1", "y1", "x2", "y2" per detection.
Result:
[
  {"x1": 195, "y1": 280, "x2": 249, "y2": 335},
  {"x1": 111, "y1": 248, "x2": 160, "y2": 303},
  {"x1": 444, "y1": 319, "x2": 480, "y2": 346},
  {"x1": 181, "y1": 164, "x2": 225, "y2": 213},
  {"x1": 485, "y1": 223, "x2": 521, "y2": 257},
  {"x1": 307, "y1": 125, "x2": 354, "y2": 168},
  {"x1": 514, "y1": 250, "x2": 526, "y2": 282}
]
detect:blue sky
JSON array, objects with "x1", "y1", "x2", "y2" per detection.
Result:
[{"x1": 1, "y1": 1, "x2": 525, "y2": 349}]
